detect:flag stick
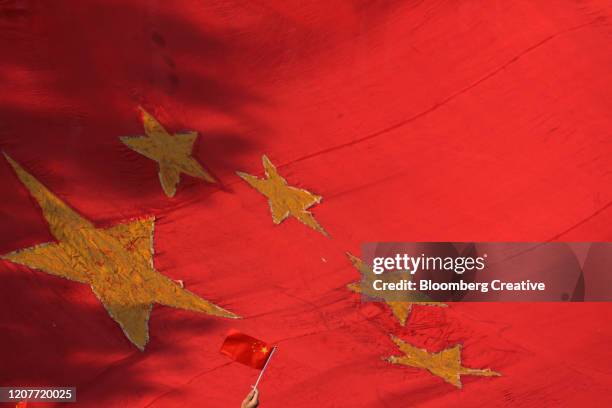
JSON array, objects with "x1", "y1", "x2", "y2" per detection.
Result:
[{"x1": 253, "y1": 347, "x2": 276, "y2": 390}]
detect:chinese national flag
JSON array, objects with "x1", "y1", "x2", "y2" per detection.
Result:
[
  {"x1": 220, "y1": 330, "x2": 273, "y2": 369},
  {"x1": 1, "y1": 1, "x2": 612, "y2": 408}
]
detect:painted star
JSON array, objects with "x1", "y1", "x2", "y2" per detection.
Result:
[
  {"x1": 237, "y1": 155, "x2": 328, "y2": 236},
  {"x1": 346, "y1": 253, "x2": 445, "y2": 325},
  {"x1": 1, "y1": 153, "x2": 238, "y2": 350},
  {"x1": 120, "y1": 107, "x2": 215, "y2": 197},
  {"x1": 387, "y1": 335, "x2": 500, "y2": 388}
]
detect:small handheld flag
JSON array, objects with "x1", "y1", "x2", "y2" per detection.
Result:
[
  {"x1": 220, "y1": 330, "x2": 276, "y2": 388},
  {"x1": 220, "y1": 330, "x2": 274, "y2": 369}
]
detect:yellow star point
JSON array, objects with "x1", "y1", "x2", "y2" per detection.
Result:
[
  {"x1": 387, "y1": 335, "x2": 501, "y2": 388},
  {"x1": 120, "y1": 107, "x2": 215, "y2": 197},
  {"x1": 237, "y1": 155, "x2": 328, "y2": 236},
  {"x1": 1, "y1": 153, "x2": 238, "y2": 350},
  {"x1": 346, "y1": 253, "x2": 445, "y2": 325}
]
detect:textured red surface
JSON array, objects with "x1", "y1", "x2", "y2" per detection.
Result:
[{"x1": 1, "y1": 1, "x2": 611, "y2": 407}]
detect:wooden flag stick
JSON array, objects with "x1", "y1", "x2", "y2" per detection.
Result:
[{"x1": 253, "y1": 347, "x2": 277, "y2": 390}]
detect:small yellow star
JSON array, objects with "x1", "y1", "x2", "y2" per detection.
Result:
[
  {"x1": 237, "y1": 155, "x2": 328, "y2": 236},
  {"x1": 346, "y1": 253, "x2": 445, "y2": 325},
  {"x1": 387, "y1": 335, "x2": 500, "y2": 388},
  {"x1": 1, "y1": 153, "x2": 238, "y2": 350},
  {"x1": 120, "y1": 107, "x2": 215, "y2": 197}
]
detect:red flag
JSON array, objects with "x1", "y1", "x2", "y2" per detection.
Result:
[
  {"x1": 1, "y1": 1, "x2": 612, "y2": 407},
  {"x1": 220, "y1": 330, "x2": 273, "y2": 369}
]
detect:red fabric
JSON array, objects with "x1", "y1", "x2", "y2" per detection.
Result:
[
  {"x1": 220, "y1": 330, "x2": 273, "y2": 369},
  {"x1": 1, "y1": 1, "x2": 612, "y2": 407}
]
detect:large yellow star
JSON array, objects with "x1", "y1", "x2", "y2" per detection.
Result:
[
  {"x1": 237, "y1": 155, "x2": 328, "y2": 236},
  {"x1": 346, "y1": 253, "x2": 445, "y2": 325},
  {"x1": 387, "y1": 335, "x2": 500, "y2": 388},
  {"x1": 1, "y1": 153, "x2": 238, "y2": 350},
  {"x1": 120, "y1": 107, "x2": 215, "y2": 197}
]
